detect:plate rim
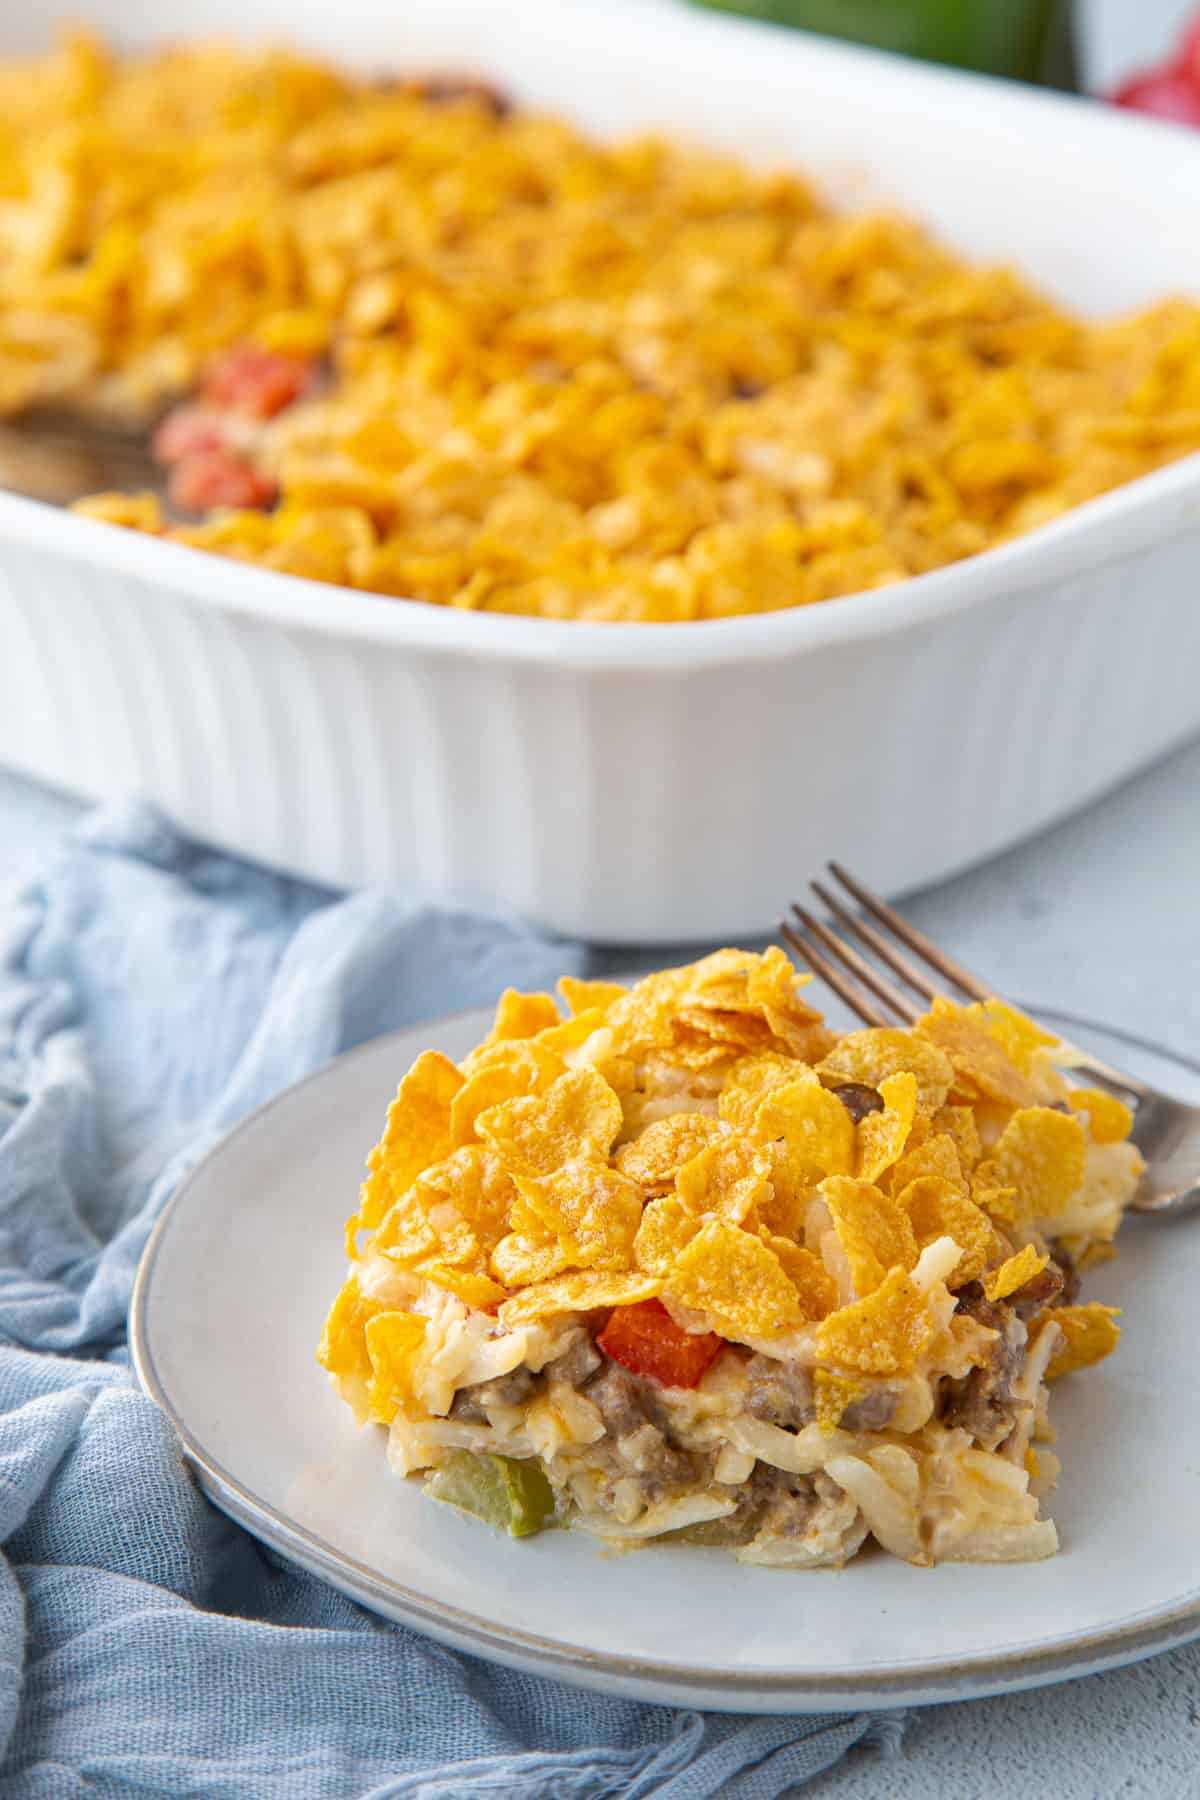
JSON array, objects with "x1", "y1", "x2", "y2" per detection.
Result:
[{"x1": 128, "y1": 1003, "x2": 1200, "y2": 1710}]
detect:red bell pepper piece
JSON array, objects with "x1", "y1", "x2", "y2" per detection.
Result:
[
  {"x1": 597, "y1": 1299, "x2": 722, "y2": 1390},
  {"x1": 152, "y1": 405, "x2": 227, "y2": 466},
  {"x1": 202, "y1": 344, "x2": 315, "y2": 419},
  {"x1": 167, "y1": 447, "x2": 278, "y2": 514}
]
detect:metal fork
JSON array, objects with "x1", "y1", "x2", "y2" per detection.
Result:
[
  {"x1": 782, "y1": 863, "x2": 1200, "y2": 1216},
  {"x1": 0, "y1": 415, "x2": 162, "y2": 506}
]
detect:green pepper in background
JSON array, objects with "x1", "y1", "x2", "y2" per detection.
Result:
[
  {"x1": 426, "y1": 1451, "x2": 556, "y2": 1537},
  {"x1": 686, "y1": 0, "x2": 1077, "y2": 90}
]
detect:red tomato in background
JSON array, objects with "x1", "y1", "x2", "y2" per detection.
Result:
[
  {"x1": 1174, "y1": 16, "x2": 1200, "y2": 85},
  {"x1": 1113, "y1": 69, "x2": 1200, "y2": 123},
  {"x1": 1111, "y1": 9, "x2": 1200, "y2": 125}
]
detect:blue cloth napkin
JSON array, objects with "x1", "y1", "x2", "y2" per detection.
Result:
[{"x1": 0, "y1": 799, "x2": 903, "y2": 1798}]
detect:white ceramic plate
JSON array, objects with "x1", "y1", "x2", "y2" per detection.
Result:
[{"x1": 131, "y1": 1001, "x2": 1200, "y2": 1713}]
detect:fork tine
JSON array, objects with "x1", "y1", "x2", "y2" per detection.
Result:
[
  {"x1": 780, "y1": 920, "x2": 892, "y2": 1028},
  {"x1": 827, "y1": 861, "x2": 991, "y2": 1003},
  {"x1": 791, "y1": 905, "x2": 918, "y2": 1025},
  {"x1": 810, "y1": 879, "x2": 939, "y2": 1005}
]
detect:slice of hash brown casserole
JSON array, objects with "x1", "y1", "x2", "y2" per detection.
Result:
[{"x1": 319, "y1": 950, "x2": 1140, "y2": 1565}]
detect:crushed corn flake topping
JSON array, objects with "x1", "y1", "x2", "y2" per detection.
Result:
[
  {"x1": 815, "y1": 1266, "x2": 939, "y2": 1376},
  {"x1": 985, "y1": 1244, "x2": 1049, "y2": 1303},
  {"x1": 1043, "y1": 1303, "x2": 1122, "y2": 1381},
  {"x1": 1066, "y1": 1087, "x2": 1135, "y2": 1146},
  {"x1": 899, "y1": 1175, "x2": 993, "y2": 1287},
  {"x1": 813, "y1": 1369, "x2": 869, "y2": 1434},
  {"x1": 322, "y1": 954, "x2": 1135, "y2": 1379},
  {"x1": 4, "y1": 34, "x2": 1198, "y2": 620},
  {"x1": 991, "y1": 1107, "x2": 1087, "y2": 1223},
  {"x1": 364, "y1": 1311, "x2": 427, "y2": 1424}
]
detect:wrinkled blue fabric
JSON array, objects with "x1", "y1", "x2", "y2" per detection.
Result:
[{"x1": 0, "y1": 798, "x2": 903, "y2": 1797}]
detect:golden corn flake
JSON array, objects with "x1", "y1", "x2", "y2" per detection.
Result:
[
  {"x1": 419, "y1": 1264, "x2": 508, "y2": 1310},
  {"x1": 816, "y1": 1267, "x2": 938, "y2": 1375},
  {"x1": 1068, "y1": 1087, "x2": 1135, "y2": 1145},
  {"x1": 514, "y1": 1161, "x2": 643, "y2": 1269},
  {"x1": 483, "y1": 989, "x2": 562, "y2": 1046},
  {"x1": 748, "y1": 945, "x2": 818, "y2": 1010},
  {"x1": 855, "y1": 1070, "x2": 918, "y2": 1183},
  {"x1": 817, "y1": 1029, "x2": 953, "y2": 1112},
  {"x1": 978, "y1": 999, "x2": 1058, "y2": 1076},
  {"x1": 557, "y1": 976, "x2": 627, "y2": 1018},
  {"x1": 718, "y1": 1052, "x2": 803, "y2": 1129},
  {"x1": 497, "y1": 1269, "x2": 661, "y2": 1326},
  {"x1": 813, "y1": 1368, "x2": 870, "y2": 1433},
  {"x1": 898, "y1": 1175, "x2": 992, "y2": 1286},
  {"x1": 821, "y1": 1175, "x2": 918, "y2": 1297},
  {"x1": 364, "y1": 1310, "x2": 427, "y2": 1423},
  {"x1": 633, "y1": 1194, "x2": 702, "y2": 1276},
  {"x1": 675, "y1": 1133, "x2": 772, "y2": 1226},
  {"x1": 378, "y1": 1145, "x2": 514, "y2": 1272},
  {"x1": 748, "y1": 948, "x2": 832, "y2": 1060},
  {"x1": 476, "y1": 1066, "x2": 623, "y2": 1177},
  {"x1": 663, "y1": 1027, "x2": 746, "y2": 1072},
  {"x1": 970, "y1": 1159, "x2": 1024, "y2": 1229},
  {"x1": 449, "y1": 1042, "x2": 565, "y2": 1146},
  {"x1": 752, "y1": 1148, "x2": 811, "y2": 1242},
  {"x1": 902, "y1": 1108, "x2": 932, "y2": 1145},
  {"x1": 678, "y1": 1017, "x2": 778, "y2": 1068},
  {"x1": 1043, "y1": 1303, "x2": 1121, "y2": 1381},
  {"x1": 357, "y1": 1050, "x2": 463, "y2": 1232},
  {"x1": 991, "y1": 1107, "x2": 1086, "y2": 1221},
  {"x1": 317, "y1": 1275, "x2": 378, "y2": 1382},
  {"x1": 616, "y1": 1113, "x2": 726, "y2": 1192},
  {"x1": 763, "y1": 1235, "x2": 839, "y2": 1320},
  {"x1": 984, "y1": 1243, "x2": 1048, "y2": 1303},
  {"x1": 676, "y1": 948, "x2": 828, "y2": 1062},
  {"x1": 753, "y1": 1069, "x2": 855, "y2": 1185},
  {"x1": 915, "y1": 997, "x2": 1037, "y2": 1108},
  {"x1": 506, "y1": 1185, "x2": 549, "y2": 1243},
  {"x1": 535, "y1": 1008, "x2": 612, "y2": 1060},
  {"x1": 887, "y1": 1132, "x2": 969, "y2": 1201},
  {"x1": 928, "y1": 1105, "x2": 982, "y2": 1175},
  {"x1": 607, "y1": 958, "x2": 752, "y2": 1058},
  {"x1": 532, "y1": 1013, "x2": 635, "y2": 1096},
  {"x1": 490, "y1": 1231, "x2": 572, "y2": 1289},
  {"x1": 677, "y1": 950, "x2": 769, "y2": 1011},
  {"x1": 373, "y1": 1186, "x2": 441, "y2": 1268},
  {"x1": 603, "y1": 973, "x2": 689, "y2": 1057},
  {"x1": 668, "y1": 1219, "x2": 802, "y2": 1338}
]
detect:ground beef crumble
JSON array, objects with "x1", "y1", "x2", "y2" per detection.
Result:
[
  {"x1": 939, "y1": 1285, "x2": 1028, "y2": 1446},
  {"x1": 743, "y1": 1354, "x2": 814, "y2": 1428},
  {"x1": 583, "y1": 1363, "x2": 698, "y2": 1492}
]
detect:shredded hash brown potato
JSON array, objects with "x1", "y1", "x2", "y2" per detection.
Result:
[
  {"x1": 1, "y1": 34, "x2": 1198, "y2": 620},
  {"x1": 319, "y1": 950, "x2": 1142, "y2": 1564}
]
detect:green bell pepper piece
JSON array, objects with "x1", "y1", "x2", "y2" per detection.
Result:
[{"x1": 425, "y1": 1451, "x2": 556, "y2": 1537}]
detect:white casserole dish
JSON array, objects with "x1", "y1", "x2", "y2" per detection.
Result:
[{"x1": 2, "y1": 0, "x2": 1199, "y2": 943}]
